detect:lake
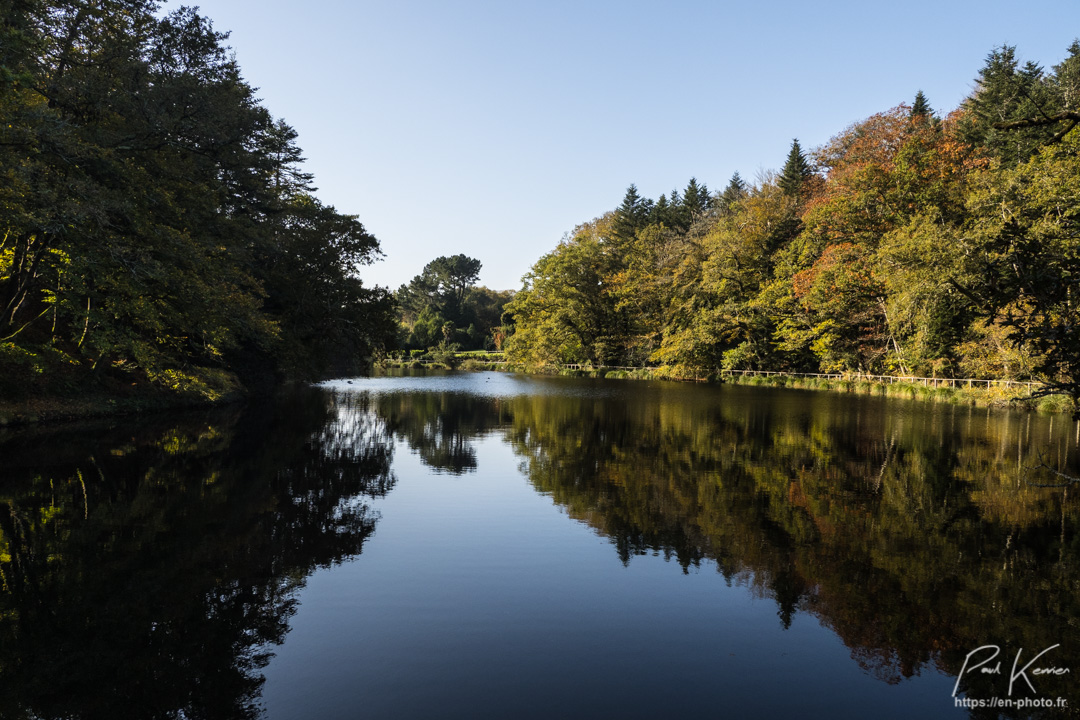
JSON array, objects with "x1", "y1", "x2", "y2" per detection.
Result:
[{"x1": 1, "y1": 371, "x2": 1077, "y2": 719}]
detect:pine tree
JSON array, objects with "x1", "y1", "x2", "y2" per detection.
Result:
[
  {"x1": 961, "y1": 45, "x2": 1061, "y2": 164},
  {"x1": 682, "y1": 177, "x2": 709, "y2": 220},
  {"x1": 263, "y1": 118, "x2": 316, "y2": 200},
  {"x1": 779, "y1": 139, "x2": 812, "y2": 197},
  {"x1": 652, "y1": 193, "x2": 670, "y2": 226},
  {"x1": 613, "y1": 184, "x2": 647, "y2": 241},
  {"x1": 1053, "y1": 40, "x2": 1080, "y2": 114},
  {"x1": 719, "y1": 172, "x2": 747, "y2": 213},
  {"x1": 911, "y1": 90, "x2": 932, "y2": 118}
]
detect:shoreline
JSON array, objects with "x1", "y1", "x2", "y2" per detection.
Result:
[
  {"x1": 377, "y1": 360, "x2": 1076, "y2": 415},
  {"x1": 0, "y1": 391, "x2": 247, "y2": 428},
  {"x1": 5, "y1": 363, "x2": 1073, "y2": 428}
]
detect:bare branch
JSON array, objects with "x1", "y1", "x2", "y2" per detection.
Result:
[{"x1": 1022, "y1": 450, "x2": 1080, "y2": 487}]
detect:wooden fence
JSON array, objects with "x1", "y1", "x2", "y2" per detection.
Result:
[
  {"x1": 719, "y1": 369, "x2": 1040, "y2": 391},
  {"x1": 557, "y1": 365, "x2": 1042, "y2": 392}
]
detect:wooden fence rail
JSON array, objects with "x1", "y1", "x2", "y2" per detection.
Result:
[
  {"x1": 556, "y1": 365, "x2": 1042, "y2": 392},
  {"x1": 455, "y1": 359, "x2": 1041, "y2": 392},
  {"x1": 717, "y1": 369, "x2": 1040, "y2": 391}
]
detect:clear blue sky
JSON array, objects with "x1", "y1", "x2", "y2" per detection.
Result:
[{"x1": 186, "y1": 0, "x2": 1080, "y2": 291}]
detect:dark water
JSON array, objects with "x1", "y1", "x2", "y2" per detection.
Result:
[{"x1": 1, "y1": 372, "x2": 1078, "y2": 719}]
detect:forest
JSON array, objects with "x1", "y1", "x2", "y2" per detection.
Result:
[
  {"x1": 503, "y1": 43, "x2": 1080, "y2": 407},
  {"x1": 393, "y1": 254, "x2": 512, "y2": 353},
  {"x1": 0, "y1": 1, "x2": 397, "y2": 404},
  {"x1": 4, "y1": 1, "x2": 1080, "y2": 412}
]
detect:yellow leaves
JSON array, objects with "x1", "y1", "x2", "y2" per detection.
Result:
[
  {"x1": 38, "y1": 504, "x2": 62, "y2": 527},
  {"x1": 146, "y1": 366, "x2": 241, "y2": 401}
]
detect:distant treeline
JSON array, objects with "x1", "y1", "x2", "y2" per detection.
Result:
[
  {"x1": 0, "y1": 1, "x2": 397, "y2": 402},
  {"x1": 504, "y1": 44, "x2": 1080, "y2": 406},
  {"x1": 393, "y1": 254, "x2": 513, "y2": 353}
]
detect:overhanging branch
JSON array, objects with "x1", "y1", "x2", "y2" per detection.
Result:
[{"x1": 993, "y1": 111, "x2": 1080, "y2": 143}]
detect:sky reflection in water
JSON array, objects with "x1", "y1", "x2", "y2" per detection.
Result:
[{"x1": 1, "y1": 371, "x2": 1077, "y2": 718}]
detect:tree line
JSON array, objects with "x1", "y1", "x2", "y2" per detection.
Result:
[
  {"x1": 393, "y1": 254, "x2": 512, "y2": 353},
  {"x1": 503, "y1": 43, "x2": 1080, "y2": 407},
  {"x1": 0, "y1": 1, "x2": 397, "y2": 402}
]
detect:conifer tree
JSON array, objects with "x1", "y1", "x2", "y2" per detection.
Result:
[
  {"x1": 1054, "y1": 40, "x2": 1080, "y2": 113},
  {"x1": 778, "y1": 139, "x2": 812, "y2": 196},
  {"x1": 682, "y1": 177, "x2": 709, "y2": 220},
  {"x1": 719, "y1": 172, "x2": 747, "y2": 213},
  {"x1": 961, "y1": 45, "x2": 1062, "y2": 164},
  {"x1": 652, "y1": 193, "x2": 670, "y2": 226},
  {"x1": 613, "y1": 184, "x2": 648, "y2": 241},
  {"x1": 911, "y1": 90, "x2": 932, "y2": 118},
  {"x1": 263, "y1": 118, "x2": 316, "y2": 200}
]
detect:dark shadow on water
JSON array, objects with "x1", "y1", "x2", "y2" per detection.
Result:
[{"x1": 0, "y1": 387, "x2": 394, "y2": 720}]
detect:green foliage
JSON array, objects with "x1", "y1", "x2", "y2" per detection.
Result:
[
  {"x1": 394, "y1": 254, "x2": 511, "y2": 352},
  {"x1": 960, "y1": 42, "x2": 1080, "y2": 165},
  {"x1": 612, "y1": 184, "x2": 651, "y2": 242},
  {"x1": 911, "y1": 90, "x2": 932, "y2": 118},
  {"x1": 503, "y1": 41, "x2": 1080, "y2": 404},
  {"x1": 778, "y1": 138, "x2": 813, "y2": 196},
  {"x1": 949, "y1": 133, "x2": 1080, "y2": 405},
  {"x1": 718, "y1": 171, "x2": 747, "y2": 214},
  {"x1": 0, "y1": 1, "x2": 395, "y2": 399},
  {"x1": 505, "y1": 220, "x2": 616, "y2": 367}
]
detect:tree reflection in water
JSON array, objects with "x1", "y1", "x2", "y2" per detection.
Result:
[
  {"x1": 378, "y1": 380, "x2": 1079, "y2": 709},
  {"x1": 0, "y1": 388, "x2": 394, "y2": 720},
  {"x1": 2, "y1": 379, "x2": 1078, "y2": 718}
]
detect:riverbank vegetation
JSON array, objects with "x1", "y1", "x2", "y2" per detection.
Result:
[
  {"x1": 503, "y1": 44, "x2": 1080, "y2": 412},
  {"x1": 0, "y1": 1, "x2": 396, "y2": 410},
  {"x1": 393, "y1": 254, "x2": 512, "y2": 352}
]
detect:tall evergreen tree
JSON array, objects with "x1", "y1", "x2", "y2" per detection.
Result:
[
  {"x1": 652, "y1": 193, "x2": 671, "y2": 226},
  {"x1": 682, "y1": 177, "x2": 709, "y2": 223},
  {"x1": 612, "y1": 184, "x2": 649, "y2": 242},
  {"x1": 778, "y1": 139, "x2": 813, "y2": 196},
  {"x1": 1053, "y1": 40, "x2": 1080, "y2": 114},
  {"x1": 911, "y1": 90, "x2": 932, "y2": 118},
  {"x1": 262, "y1": 118, "x2": 316, "y2": 200},
  {"x1": 719, "y1": 172, "x2": 747, "y2": 213},
  {"x1": 960, "y1": 45, "x2": 1064, "y2": 164}
]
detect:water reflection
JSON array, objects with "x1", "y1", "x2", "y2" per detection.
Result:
[
  {"x1": 2, "y1": 374, "x2": 1078, "y2": 718},
  {"x1": 370, "y1": 376, "x2": 1079, "y2": 710},
  {"x1": 0, "y1": 389, "x2": 394, "y2": 720},
  {"x1": 372, "y1": 391, "x2": 511, "y2": 474}
]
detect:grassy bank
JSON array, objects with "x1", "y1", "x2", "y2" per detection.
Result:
[
  {"x1": 377, "y1": 350, "x2": 510, "y2": 372},
  {"x1": 716, "y1": 372, "x2": 1074, "y2": 414},
  {"x1": 0, "y1": 388, "x2": 246, "y2": 427},
  {"x1": 383, "y1": 355, "x2": 1075, "y2": 415},
  {"x1": 0, "y1": 340, "x2": 253, "y2": 426}
]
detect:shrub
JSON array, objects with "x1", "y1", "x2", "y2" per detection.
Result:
[{"x1": 1037, "y1": 393, "x2": 1076, "y2": 414}]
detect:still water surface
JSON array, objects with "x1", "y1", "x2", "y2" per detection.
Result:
[{"x1": 1, "y1": 371, "x2": 1078, "y2": 718}]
